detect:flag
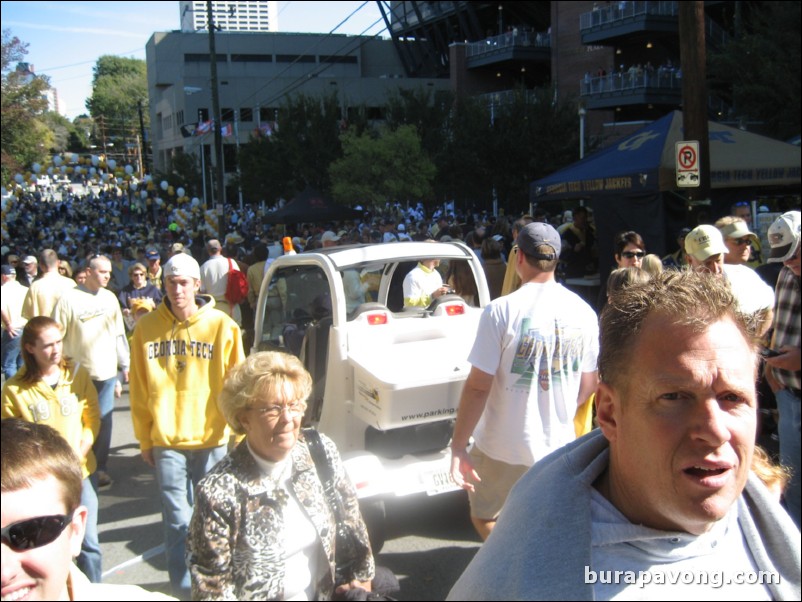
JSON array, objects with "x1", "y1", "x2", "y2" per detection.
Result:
[
  {"x1": 180, "y1": 123, "x2": 197, "y2": 138},
  {"x1": 195, "y1": 119, "x2": 214, "y2": 136},
  {"x1": 220, "y1": 123, "x2": 233, "y2": 137}
]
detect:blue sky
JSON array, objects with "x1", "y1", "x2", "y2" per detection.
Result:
[{"x1": 2, "y1": 1, "x2": 386, "y2": 119}]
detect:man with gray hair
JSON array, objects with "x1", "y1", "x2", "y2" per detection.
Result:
[
  {"x1": 200, "y1": 238, "x2": 242, "y2": 324},
  {"x1": 449, "y1": 270, "x2": 800, "y2": 600},
  {"x1": 450, "y1": 222, "x2": 599, "y2": 540}
]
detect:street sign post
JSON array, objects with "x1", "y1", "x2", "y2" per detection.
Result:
[{"x1": 676, "y1": 140, "x2": 700, "y2": 187}]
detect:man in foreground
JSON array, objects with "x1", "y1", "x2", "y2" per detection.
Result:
[
  {"x1": 1, "y1": 419, "x2": 174, "y2": 600},
  {"x1": 448, "y1": 270, "x2": 800, "y2": 600}
]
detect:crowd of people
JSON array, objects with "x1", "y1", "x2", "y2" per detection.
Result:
[{"x1": 1, "y1": 185, "x2": 800, "y2": 600}]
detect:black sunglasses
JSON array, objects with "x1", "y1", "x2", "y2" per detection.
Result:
[
  {"x1": 622, "y1": 251, "x2": 645, "y2": 259},
  {"x1": 1, "y1": 512, "x2": 74, "y2": 551}
]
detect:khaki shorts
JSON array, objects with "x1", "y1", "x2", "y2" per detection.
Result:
[{"x1": 467, "y1": 446, "x2": 530, "y2": 520}]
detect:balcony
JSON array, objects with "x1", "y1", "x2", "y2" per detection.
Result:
[
  {"x1": 580, "y1": 1, "x2": 679, "y2": 45},
  {"x1": 465, "y1": 29, "x2": 550, "y2": 69},
  {"x1": 580, "y1": 68, "x2": 682, "y2": 110}
]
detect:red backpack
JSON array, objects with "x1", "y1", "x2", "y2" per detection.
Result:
[{"x1": 225, "y1": 258, "x2": 249, "y2": 306}]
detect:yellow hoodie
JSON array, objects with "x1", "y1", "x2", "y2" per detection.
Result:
[
  {"x1": 129, "y1": 295, "x2": 244, "y2": 451},
  {"x1": 1, "y1": 361, "x2": 100, "y2": 479}
]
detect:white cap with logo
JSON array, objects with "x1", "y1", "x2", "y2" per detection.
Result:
[{"x1": 767, "y1": 210, "x2": 801, "y2": 263}]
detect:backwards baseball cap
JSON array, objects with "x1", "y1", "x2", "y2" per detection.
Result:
[
  {"x1": 767, "y1": 210, "x2": 801, "y2": 263},
  {"x1": 717, "y1": 220, "x2": 758, "y2": 244},
  {"x1": 1, "y1": 264, "x2": 15, "y2": 276},
  {"x1": 321, "y1": 231, "x2": 340, "y2": 243},
  {"x1": 684, "y1": 225, "x2": 729, "y2": 262},
  {"x1": 163, "y1": 253, "x2": 200, "y2": 280},
  {"x1": 517, "y1": 222, "x2": 561, "y2": 259}
]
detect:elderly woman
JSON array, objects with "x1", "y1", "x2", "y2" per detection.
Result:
[{"x1": 187, "y1": 351, "x2": 375, "y2": 601}]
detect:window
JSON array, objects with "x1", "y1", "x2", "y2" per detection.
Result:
[
  {"x1": 231, "y1": 54, "x2": 273, "y2": 63},
  {"x1": 321, "y1": 55, "x2": 358, "y2": 64},
  {"x1": 240, "y1": 107, "x2": 253, "y2": 122},
  {"x1": 221, "y1": 107, "x2": 235, "y2": 122},
  {"x1": 259, "y1": 107, "x2": 279, "y2": 121},
  {"x1": 198, "y1": 108, "x2": 210, "y2": 122},
  {"x1": 276, "y1": 54, "x2": 316, "y2": 63}
]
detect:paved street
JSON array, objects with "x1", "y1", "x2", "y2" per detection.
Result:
[{"x1": 97, "y1": 386, "x2": 481, "y2": 600}]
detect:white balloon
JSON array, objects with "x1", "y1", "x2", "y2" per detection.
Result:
[
  {"x1": 144, "y1": 174, "x2": 152, "y2": 183},
  {"x1": 91, "y1": 155, "x2": 99, "y2": 166},
  {"x1": 191, "y1": 197, "x2": 200, "y2": 207},
  {"x1": 32, "y1": 163, "x2": 41, "y2": 173},
  {"x1": 89, "y1": 167, "x2": 96, "y2": 176},
  {"x1": 47, "y1": 167, "x2": 54, "y2": 175},
  {"x1": 101, "y1": 173, "x2": 110, "y2": 182},
  {"x1": 141, "y1": 190, "x2": 148, "y2": 199},
  {"x1": 107, "y1": 159, "x2": 117, "y2": 170},
  {"x1": 61, "y1": 166, "x2": 68, "y2": 174},
  {"x1": 157, "y1": 197, "x2": 165, "y2": 206},
  {"x1": 130, "y1": 182, "x2": 138, "y2": 191},
  {"x1": 124, "y1": 165, "x2": 133, "y2": 175},
  {"x1": 160, "y1": 180, "x2": 169, "y2": 191},
  {"x1": 53, "y1": 155, "x2": 63, "y2": 166},
  {"x1": 14, "y1": 174, "x2": 23, "y2": 183},
  {"x1": 176, "y1": 187, "x2": 185, "y2": 198}
]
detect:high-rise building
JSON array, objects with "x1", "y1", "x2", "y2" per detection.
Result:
[{"x1": 179, "y1": 1, "x2": 278, "y2": 33}]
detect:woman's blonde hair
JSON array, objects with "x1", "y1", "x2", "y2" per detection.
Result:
[{"x1": 219, "y1": 351, "x2": 312, "y2": 434}]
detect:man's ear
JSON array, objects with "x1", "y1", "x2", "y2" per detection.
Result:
[
  {"x1": 69, "y1": 506, "x2": 88, "y2": 559},
  {"x1": 595, "y1": 381, "x2": 620, "y2": 442}
]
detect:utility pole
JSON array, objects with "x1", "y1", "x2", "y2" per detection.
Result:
[
  {"x1": 207, "y1": 0, "x2": 226, "y2": 238},
  {"x1": 678, "y1": 1, "x2": 710, "y2": 201},
  {"x1": 137, "y1": 100, "x2": 149, "y2": 176}
]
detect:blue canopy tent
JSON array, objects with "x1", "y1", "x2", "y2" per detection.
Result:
[{"x1": 530, "y1": 111, "x2": 801, "y2": 283}]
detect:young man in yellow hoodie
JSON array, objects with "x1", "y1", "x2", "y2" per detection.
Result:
[{"x1": 129, "y1": 253, "x2": 244, "y2": 599}]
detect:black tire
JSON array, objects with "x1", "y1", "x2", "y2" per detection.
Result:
[{"x1": 359, "y1": 498, "x2": 386, "y2": 553}]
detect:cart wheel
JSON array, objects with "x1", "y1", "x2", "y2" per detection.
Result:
[{"x1": 359, "y1": 499, "x2": 386, "y2": 553}]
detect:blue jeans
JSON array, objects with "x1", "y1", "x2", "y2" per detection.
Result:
[
  {"x1": 153, "y1": 445, "x2": 227, "y2": 598},
  {"x1": 777, "y1": 388, "x2": 801, "y2": 527},
  {"x1": 1, "y1": 329, "x2": 23, "y2": 381},
  {"x1": 77, "y1": 475, "x2": 102, "y2": 582},
  {"x1": 91, "y1": 377, "x2": 117, "y2": 473}
]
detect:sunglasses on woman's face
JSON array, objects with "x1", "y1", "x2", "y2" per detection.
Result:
[{"x1": 1, "y1": 512, "x2": 74, "y2": 551}]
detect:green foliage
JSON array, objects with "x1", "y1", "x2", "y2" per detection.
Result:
[
  {"x1": 86, "y1": 55, "x2": 148, "y2": 141},
  {"x1": 708, "y1": 1, "x2": 801, "y2": 139},
  {"x1": 1, "y1": 29, "x2": 51, "y2": 183},
  {"x1": 237, "y1": 92, "x2": 344, "y2": 204},
  {"x1": 329, "y1": 124, "x2": 435, "y2": 206}
]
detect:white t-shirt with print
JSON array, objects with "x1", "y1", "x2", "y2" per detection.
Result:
[{"x1": 470, "y1": 280, "x2": 599, "y2": 466}]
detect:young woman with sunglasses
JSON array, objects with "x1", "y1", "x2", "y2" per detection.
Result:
[
  {"x1": 596, "y1": 230, "x2": 648, "y2": 311},
  {"x1": 1, "y1": 419, "x2": 174, "y2": 600}
]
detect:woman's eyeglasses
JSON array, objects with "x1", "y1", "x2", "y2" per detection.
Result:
[
  {"x1": 622, "y1": 251, "x2": 645, "y2": 259},
  {"x1": 251, "y1": 402, "x2": 306, "y2": 419},
  {"x1": 1, "y1": 512, "x2": 74, "y2": 551}
]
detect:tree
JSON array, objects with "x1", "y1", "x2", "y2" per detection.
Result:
[
  {"x1": 237, "y1": 92, "x2": 344, "y2": 204},
  {"x1": 1, "y1": 29, "x2": 51, "y2": 183},
  {"x1": 86, "y1": 56, "x2": 148, "y2": 146},
  {"x1": 708, "y1": 1, "x2": 801, "y2": 140},
  {"x1": 329, "y1": 124, "x2": 436, "y2": 206}
]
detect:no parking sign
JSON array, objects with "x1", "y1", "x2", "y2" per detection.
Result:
[{"x1": 676, "y1": 141, "x2": 700, "y2": 187}]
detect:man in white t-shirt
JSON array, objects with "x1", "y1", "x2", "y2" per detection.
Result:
[{"x1": 450, "y1": 222, "x2": 599, "y2": 540}]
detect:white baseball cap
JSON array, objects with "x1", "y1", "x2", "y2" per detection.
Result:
[
  {"x1": 163, "y1": 253, "x2": 200, "y2": 280},
  {"x1": 767, "y1": 211, "x2": 801, "y2": 263},
  {"x1": 684, "y1": 225, "x2": 729, "y2": 262}
]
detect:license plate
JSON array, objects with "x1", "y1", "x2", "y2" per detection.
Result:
[{"x1": 422, "y1": 469, "x2": 458, "y2": 496}]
